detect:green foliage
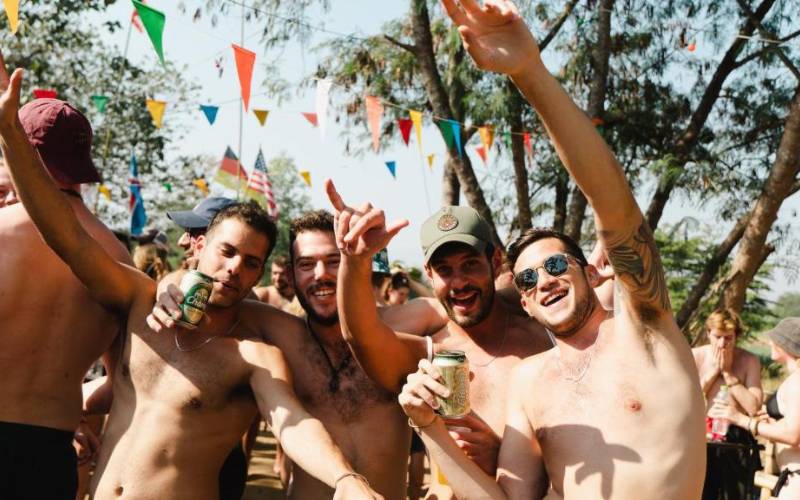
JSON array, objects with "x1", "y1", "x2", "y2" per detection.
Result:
[{"x1": 772, "y1": 292, "x2": 800, "y2": 321}]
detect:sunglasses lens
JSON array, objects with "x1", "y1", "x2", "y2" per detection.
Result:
[
  {"x1": 544, "y1": 255, "x2": 569, "y2": 276},
  {"x1": 515, "y1": 269, "x2": 538, "y2": 291}
]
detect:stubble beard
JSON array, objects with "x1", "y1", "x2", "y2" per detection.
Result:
[
  {"x1": 295, "y1": 285, "x2": 339, "y2": 326},
  {"x1": 441, "y1": 284, "x2": 495, "y2": 329},
  {"x1": 544, "y1": 288, "x2": 596, "y2": 339}
]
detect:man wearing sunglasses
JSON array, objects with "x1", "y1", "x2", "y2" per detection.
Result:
[
  {"x1": 398, "y1": 1, "x2": 706, "y2": 499},
  {"x1": 326, "y1": 181, "x2": 554, "y2": 498}
]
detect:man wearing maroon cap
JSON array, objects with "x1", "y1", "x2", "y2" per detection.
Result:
[{"x1": 0, "y1": 55, "x2": 132, "y2": 498}]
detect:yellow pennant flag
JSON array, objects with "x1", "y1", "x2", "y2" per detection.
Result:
[
  {"x1": 409, "y1": 110, "x2": 423, "y2": 154},
  {"x1": 193, "y1": 178, "x2": 209, "y2": 195},
  {"x1": 253, "y1": 109, "x2": 269, "y2": 126},
  {"x1": 4, "y1": 0, "x2": 19, "y2": 35},
  {"x1": 479, "y1": 126, "x2": 494, "y2": 151},
  {"x1": 146, "y1": 99, "x2": 166, "y2": 129},
  {"x1": 299, "y1": 170, "x2": 311, "y2": 187},
  {"x1": 426, "y1": 154, "x2": 435, "y2": 169},
  {"x1": 98, "y1": 184, "x2": 111, "y2": 201}
]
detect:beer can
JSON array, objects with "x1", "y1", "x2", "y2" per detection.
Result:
[
  {"x1": 433, "y1": 350, "x2": 470, "y2": 418},
  {"x1": 175, "y1": 270, "x2": 213, "y2": 329}
]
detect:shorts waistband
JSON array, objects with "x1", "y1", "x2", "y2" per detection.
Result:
[{"x1": 0, "y1": 420, "x2": 74, "y2": 445}]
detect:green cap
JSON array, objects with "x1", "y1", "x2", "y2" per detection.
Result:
[{"x1": 420, "y1": 206, "x2": 492, "y2": 264}]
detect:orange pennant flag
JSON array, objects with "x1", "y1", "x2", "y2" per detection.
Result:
[
  {"x1": 475, "y1": 146, "x2": 487, "y2": 165},
  {"x1": 410, "y1": 110, "x2": 423, "y2": 154},
  {"x1": 146, "y1": 99, "x2": 166, "y2": 128},
  {"x1": 4, "y1": 0, "x2": 19, "y2": 35},
  {"x1": 253, "y1": 109, "x2": 269, "y2": 126},
  {"x1": 523, "y1": 132, "x2": 533, "y2": 158},
  {"x1": 365, "y1": 96, "x2": 384, "y2": 152},
  {"x1": 98, "y1": 184, "x2": 111, "y2": 201},
  {"x1": 478, "y1": 126, "x2": 494, "y2": 151},
  {"x1": 193, "y1": 178, "x2": 209, "y2": 195},
  {"x1": 232, "y1": 44, "x2": 256, "y2": 111},
  {"x1": 301, "y1": 112, "x2": 318, "y2": 127},
  {"x1": 299, "y1": 170, "x2": 311, "y2": 187}
]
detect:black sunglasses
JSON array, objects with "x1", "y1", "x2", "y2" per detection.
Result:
[{"x1": 514, "y1": 254, "x2": 574, "y2": 292}]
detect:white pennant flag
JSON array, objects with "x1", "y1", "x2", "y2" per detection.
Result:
[{"x1": 315, "y1": 79, "x2": 333, "y2": 141}]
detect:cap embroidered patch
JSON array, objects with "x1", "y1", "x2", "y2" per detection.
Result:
[{"x1": 437, "y1": 213, "x2": 458, "y2": 231}]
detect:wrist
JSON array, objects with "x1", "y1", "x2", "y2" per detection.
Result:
[
  {"x1": 722, "y1": 373, "x2": 740, "y2": 386},
  {"x1": 408, "y1": 414, "x2": 438, "y2": 431},
  {"x1": 333, "y1": 471, "x2": 369, "y2": 489},
  {"x1": 509, "y1": 58, "x2": 549, "y2": 91}
]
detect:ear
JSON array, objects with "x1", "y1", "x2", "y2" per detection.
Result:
[
  {"x1": 584, "y1": 264, "x2": 600, "y2": 288},
  {"x1": 490, "y1": 247, "x2": 503, "y2": 280},
  {"x1": 194, "y1": 234, "x2": 207, "y2": 254},
  {"x1": 424, "y1": 264, "x2": 433, "y2": 281}
]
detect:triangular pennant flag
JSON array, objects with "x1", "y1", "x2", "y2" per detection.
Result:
[
  {"x1": 131, "y1": 4, "x2": 143, "y2": 33},
  {"x1": 91, "y1": 95, "x2": 109, "y2": 114},
  {"x1": 409, "y1": 110, "x2": 423, "y2": 154},
  {"x1": 365, "y1": 96, "x2": 384, "y2": 152},
  {"x1": 253, "y1": 109, "x2": 269, "y2": 126},
  {"x1": 33, "y1": 89, "x2": 57, "y2": 99},
  {"x1": 523, "y1": 132, "x2": 533, "y2": 158},
  {"x1": 132, "y1": 0, "x2": 166, "y2": 66},
  {"x1": 162, "y1": 182, "x2": 172, "y2": 192},
  {"x1": 397, "y1": 118, "x2": 413, "y2": 146},
  {"x1": 231, "y1": 44, "x2": 255, "y2": 111},
  {"x1": 199, "y1": 105, "x2": 219, "y2": 125},
  {"x1": 129, "y1": 152, "x2": 147, "y2": 236},
  {"x1": 450, "y1": 120, "x2": 462, "y2": 157},
  {"x1": 437, "y1": 120, "x2": 455, "y2": 150},
  {"x1": 316, "y1": 79, "x2": 332, "y2": 140},
  {"x1": 3, "y1": 0, "x2": 19, "y2": 34},
  {"x1": 503, "y1": 131, "x2": 512, "y2": 150},
  {"x1": 475, "y1": 146, "x2": 487, "y2": 166},
  {"x1": 385, "y1": 161, "x2": 396, "y2": 179},
  {"x1": 301, "y1": 112, "x2": 318, "y2": 127},
  {"x1": 479, "y1": 126, "x2": 494, "y2": 151},
  {"x1": 146, "y1": 99, "x2": 166, "y2": 128},
  {"x1": 193, "y1": 178, "x2": 209, "y2": 195},
  {"x1": 299, "y1": 170, "x2": 311, "y2": 187},
  {"x1": 426, "y1": 154, "x2": 435, "y2": 169},
  {"x1": 98, "y1": 184, "x2": 111, "y2": 201}
]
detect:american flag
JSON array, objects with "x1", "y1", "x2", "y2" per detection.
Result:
[{"x1": 245, "y1": 148, "x2": 278, "y2": 219}]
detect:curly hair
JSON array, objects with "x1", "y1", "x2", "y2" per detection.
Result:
[{"x1": 288, "y1": 210, "x2": 335, "y2": 264}]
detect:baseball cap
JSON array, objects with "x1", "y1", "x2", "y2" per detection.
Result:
[
  {"x1": 420, "y1": 206, "x2": 492, "y2": 264},
  {"x1": 372, "y1": 248, "x2": 390, "y2": 274},
  {"x1": 767, "y1": 318, "x2": 800, "y2": 357},
  {"x1": 167, "y1": 197, "x2": 238, "y2": 230},
  {"x1": 19, "y1": 99, "x2": 100, "y2": 185}
]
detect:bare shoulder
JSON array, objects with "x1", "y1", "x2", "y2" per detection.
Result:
[
  {"x1": 381, "y1": 296, "x2": 447, "y2": 336},
  {"x1": 692, "y1": 345, "x2": 708, "y2": 363},
  {"x1": 240, "y1": 299, "x2": 306, "y2": 346},
  {"x1": 252, "y1": 285, "x2": 271, "y2": 303},
  {"x1": 735, "y1": 347, "x2": 761, "y2": 367},
  {"x1": 512, "y1": 350, "x2": 554, "y2": 385}
]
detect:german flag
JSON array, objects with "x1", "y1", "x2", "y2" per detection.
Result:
[{"x1": 213, "y1": 146, "x2": 248, "y2": 191}]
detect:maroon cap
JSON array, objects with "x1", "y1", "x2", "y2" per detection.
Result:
[{"x1": 19, "y1": 99, "x2": 100, "y2": 185}]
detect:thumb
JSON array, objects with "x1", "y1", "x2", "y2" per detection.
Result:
[{"x1": 8, "y1": 68, "x2": 22, "y2": 103}]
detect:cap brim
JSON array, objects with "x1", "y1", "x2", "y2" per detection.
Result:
[
  {"x1": 424, "y1": 234, "x2": 487, "y2": 264},
  {"x1": 167, "y1": 210, "x2": 210, "y2": 229},
  {"x1": 39, "y1": 148, "x2": 101, "y2": 185}
]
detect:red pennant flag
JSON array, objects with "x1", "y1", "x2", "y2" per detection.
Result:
[
  {"x1": 523, "y1": 132, "x2": 533, "y2": 158},
  {"x1": 397, "y1": 118, "x2": 413, "y2": 146},
  {"x1": 33, "y1": 89, "x2": 57, "y2": 99},
  {"x1": 475, "y1": 146, "x2": 487, "y2": 165},
  {"x1": 131, "y1": 2, "x2": 144, "y2": 32},
  {"x1": 365, "y1": 96, "x2": 383, "y2": 152},
  {"x1": 301, "y1": 113, "x2": 318, "y2": 127},
  {"x1": 231, "y1": 44, "x2": 256, "y2": 111}
]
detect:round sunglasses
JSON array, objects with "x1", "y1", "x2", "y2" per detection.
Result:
[{"x1": 513, "y1": 253, "x2": 577, "y2": 292}]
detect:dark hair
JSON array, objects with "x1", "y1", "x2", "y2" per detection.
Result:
[
  {"x1": 288, "y1": 210, "x2": 335, "y2": 264},
  {"x1": 206, "y1": 201, "x2": 278, "y2": 260},
  {"x1": 507, "y1": 227, "x2": 588, "y2": 269},
  {"x1": 271, "y1": 255, "x2": 289, "y2": 268}
]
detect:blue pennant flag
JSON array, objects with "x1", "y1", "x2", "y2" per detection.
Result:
[
  {"x1": 450, "y1": 120, "x2": 462, "y2": 157},
  {"x1": 129, "y1": 152, "x2": 147, "y2": 236},
  {"x1": 200, "y1": 105, "x2": 219, "y2": 125},
  {"x1": 385, "y1": 161, "x2": 396, "y2": 179}
]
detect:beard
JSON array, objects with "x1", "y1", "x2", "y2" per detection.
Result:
[
  {"x1": 440, "y1": 283, "x2": 495, "y2": 328},
  {"x1": 543, "y1": 288, "x2": 596, "y2": 339},
  {"x1": 295, "y1": 280, "x2": 339, "y2": 326}
]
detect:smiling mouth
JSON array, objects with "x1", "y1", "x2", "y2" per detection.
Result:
[
  {"x1": 310, "y1": 288, "x2": 335, "y2": 298},
  {"x1": 541, "y1": 290, "x2": 568, "y2": 307},
  {"x1": 449, "y1": 290, "x2": 479, "y2": 310}
]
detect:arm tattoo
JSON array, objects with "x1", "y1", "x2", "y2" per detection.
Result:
[{"x1": 600, "y1": 221, "x2": 671, "y2": 317}]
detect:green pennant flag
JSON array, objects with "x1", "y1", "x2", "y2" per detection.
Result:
[
  {"x1": 91, "y1": 95, "x2": 109, "y2": 114},
  {"x1": 163, "y1": 182, "x2": 172, "y2": 192},
  {"x1": 132, "y1": 0, "x2": 166, "y2": 66},
  {"x1": 437, "y1": 120, "x2": 455, "y2": 150},
  {"x1": 503, "y1": 131, "x2": 512, "y2": 150}
]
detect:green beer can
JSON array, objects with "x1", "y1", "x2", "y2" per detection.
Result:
[
  {"x1": 433, "y1": 350, "x2": 470, "y2": 418},
  {"x1": 176, "y1": 270, "x2": 213, "y2": 329}
]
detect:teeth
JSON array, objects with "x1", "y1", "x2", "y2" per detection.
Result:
[
  {"x1": 543, "y1": 291, "x2": 567, "y2": 306},
  {"x1": 312, "y1": 289, "x2": 335, "y2": 297}
]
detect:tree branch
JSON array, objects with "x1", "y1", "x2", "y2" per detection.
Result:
[
  {"x1": 383, "y1": 34, "x2": 417, "y2": 55},
  {"x1": 735, "y1": 0, "x2": 800, "y2": 81},
  {"x1": 539, "y1": 0, "x2": 580, "y2": 51}
]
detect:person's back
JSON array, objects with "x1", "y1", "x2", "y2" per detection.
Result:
[{"x1": 0, "y1": 198, "x2": 130, "y2": 431}]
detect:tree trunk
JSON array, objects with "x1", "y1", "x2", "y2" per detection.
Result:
[
  {"x1": 719, "y1": 89, "x2": 800, "y2": 312},
  {"x1": 564, "y1": 0, "x2": 613, "y2": 241},
  {"x1": 441, "y1": 157, "x2": 460, "y2": 206},
  {"x1": 644, "y1": 0, "x2": 778, "y2": 231},
  {"x1": 553, "y1": 174, "x2": 569, "y2": 232},
  {"x1": 508, "y1": 81, "x2": 532, "y2": 231}
]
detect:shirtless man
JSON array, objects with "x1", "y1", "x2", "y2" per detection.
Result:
[
  {"x1": 0, "y1": 159, "x2": 18, "y2": 207},
  {"x1": 150, "y1": 210, "x2": 417, "y2": 499},
  {"x1": 0, "y1": 64, "x2": 130, "y2": 498},
  {"x1": 325, "y1": 182, "x2": 554, "y2": 498},
  {"x1": 0, "y1": 65, "x2": 377, "y2": 500},
  {"x1": 253, "y1": 255, "x2": 295, "y2": 309},
  {"x1": 399, "y1": 1, "x2": 706, "y2": 498},
  {"x1": 168, "y1": 196, "x2": 237, "y2": 270}
]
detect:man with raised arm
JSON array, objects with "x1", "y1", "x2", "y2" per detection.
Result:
[
  {"x1": 325, "y1": 181, "x2": 554, "y2": 498},
  {"x1": 399, "y1": 1, "x2": 706, "y2": 498},
  {"x1": 0, "y1": 60, "x2": 378, "y2": 500}
]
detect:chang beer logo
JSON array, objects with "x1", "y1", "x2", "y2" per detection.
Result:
[{"x1": 181, "y1": 285, "x2": 210, "y2": 325}]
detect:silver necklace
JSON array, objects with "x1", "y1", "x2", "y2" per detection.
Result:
[
  {"x1": 472, "y1": 311, "x2": 510, "y2": 368},
  {"x1": 548, "y1": 329, "x2": 600, "y2": 383},
  {"x1": 174, "y1": 319, "x2": 240, "y2": 353}
]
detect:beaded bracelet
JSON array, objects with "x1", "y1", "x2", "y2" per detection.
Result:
[{"x1": 334, "y1": 471, "x2": 370, "y2": 489}]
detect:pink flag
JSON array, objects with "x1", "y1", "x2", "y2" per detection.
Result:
[
  {"x1": 365, "y1": 96, "x2": 383, "y2": 152},
  {"x1": 301, "y1": 112, "x2": 318, "y2": 127}
]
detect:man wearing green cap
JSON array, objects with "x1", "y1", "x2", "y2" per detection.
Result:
[{"x1": 325, "y1": 181, "x2": 554, "y2": 496}]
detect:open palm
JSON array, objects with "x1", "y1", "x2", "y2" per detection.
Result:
[{"x1": 441, "y1": 0, "x2": 540, "y2": 77}]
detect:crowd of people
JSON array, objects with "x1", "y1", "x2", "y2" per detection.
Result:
[{"x1": 1, "y1": 1, "x2": 799, "y2": 499}]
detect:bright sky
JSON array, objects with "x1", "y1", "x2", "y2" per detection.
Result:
[{"x1": 91, "y1": 0, "x2": 798, "y2": 299}]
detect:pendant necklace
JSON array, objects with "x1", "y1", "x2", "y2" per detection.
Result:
[{"x1": 306, "y1": 318, "x2": 352, "y2": 392}]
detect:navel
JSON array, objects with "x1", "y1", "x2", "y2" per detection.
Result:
[
  {"x1": 114, "y1": 485, "x2": 124, "y2": 496},
  {"x1": 187, "y1": 397, "x2": 203, "y2": 410},
  {"x1": 624, "y1": 398, "x2": 642, "y2": 413}
]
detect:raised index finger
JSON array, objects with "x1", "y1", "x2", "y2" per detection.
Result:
[{"x1": 324, "y1": 178, "x2": 349, "y2": 213}]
